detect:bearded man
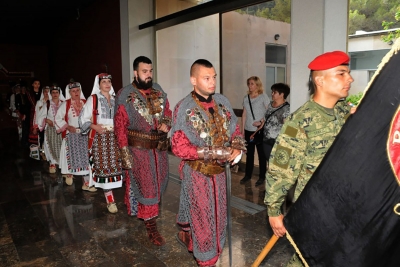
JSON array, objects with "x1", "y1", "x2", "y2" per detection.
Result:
[{"x1": 114, "y1": 56, "x2": 172, "y2": 246}]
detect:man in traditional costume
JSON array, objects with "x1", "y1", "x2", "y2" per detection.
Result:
[
  {"x1": 79, "y1": 74, "x2": 123, "y2": 214},
  {"x1": 55, "y1": 82, "x2": 95, "y2": 191},
  {"x1": 114, "y1": 56, "x2": 172, "y2": 246},
  {"x1": 37, "y1": 86, "x2": 65, "y2": 173},
  {"x1": 170, "y1": 59, "x2": 246, "y2": 267}
]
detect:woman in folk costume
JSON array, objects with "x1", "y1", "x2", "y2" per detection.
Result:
[
  {"x1": 37, "y1": 86, "x2": 65, "y2": 173},
  {"x1": 79, "y1": 74, "x2": 123, "y2": 214},
  {"x1": 55, "y1": 82, "x2": 96, "y2": 191},
  {"x1": 33, "y1": 86, "x2": 51, "y2": 159},
  {"x1": 28, "y1": 78, "x2": 41, "y2": 145}
]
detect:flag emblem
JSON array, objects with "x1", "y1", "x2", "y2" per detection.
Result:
[{"x1": 387, "y1": 106, "x2": 400, "y2": 185}]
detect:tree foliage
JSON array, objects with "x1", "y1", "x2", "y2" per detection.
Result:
[
  {"x1": 348, "y1": 0, "x2": 400, "y2": 34},
  {"x1": 381, "y1": 7, "x2": 400, "y2": 42},
  {"x1": 235, "y1": 0, "x2": 399, "y2": 40},
  {"x1": 236, "y1": 0, "x2": 291, "y2": 23}
]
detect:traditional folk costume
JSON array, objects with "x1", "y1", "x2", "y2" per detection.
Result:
[
  {"x1": 171, "y1": 92, "x2": 246, "y2": 267},
  {"x1": 34, "y1": 87, "x2": 51, "y2": 159},
  {"x1": 37, "y1": 86, "x2": 65, "y2": 173},
  {"x1": 55, "y1": 82, "x2": 94, "y2": 191},
  {"x1": 79, "y1": 74, "x2": 123, "y2": 214},
  {"x1": 114, "y1": 79, "x2": 172, "y2": 246}
]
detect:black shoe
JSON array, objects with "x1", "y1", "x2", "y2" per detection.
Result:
[
  {"x1": 255, "y1": 179, "x2": 265, "y2": 187},
  {"x1": 240, "y1": 176, "x2": 251, "y2": 184}
]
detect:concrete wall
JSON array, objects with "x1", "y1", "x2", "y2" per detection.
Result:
[
  {"x1": 124, "y1": 0, "x2": 155, "y2": 85},
  {"x1": 290, "y1": 0, "x2": 349, "y2": 112},
  {"x1": 349, "y1": 35, "x2": 394, "y2": 52}
]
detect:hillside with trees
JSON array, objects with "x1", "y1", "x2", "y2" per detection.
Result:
[
  {"x1": 237, "y1": 0, "x2": 400, "y2": 34},
  {"x1": 349, "y1": 0, "x2": 400, "y2": 34}
]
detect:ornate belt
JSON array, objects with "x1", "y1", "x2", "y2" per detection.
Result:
[
  {"x1": 128, "y1": 129, "x2": 168, "y2": 150},
  {"x1": 102, "y1": 125, "x2": 114, "y2": 131},
  {"x1": 185, "y1": 160, "x2": 224, "y2": 176}
]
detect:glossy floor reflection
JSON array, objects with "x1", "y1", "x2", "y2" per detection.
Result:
[{"x1": 0, "y1": 114, "x2": 293, "y2": 266}]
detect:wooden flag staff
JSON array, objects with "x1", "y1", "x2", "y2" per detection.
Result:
[{"x1": 251, "y1": 235, "x2": 279, "y2": 267}]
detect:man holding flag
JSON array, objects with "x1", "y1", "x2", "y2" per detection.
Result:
[
  {"x1": 282, "y1": 40, "x2": 400, "y2": 266},
  {"x1": 264, "y1": 51, "x2": 354, "y2": 266}
]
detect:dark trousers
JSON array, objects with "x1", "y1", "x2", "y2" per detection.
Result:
[
  {"x1": 263, "y1": 142, "x2": 274, "y2": 161},
  {"x1": 244, "y1": 130, "x2": 267, "y2": 181}
]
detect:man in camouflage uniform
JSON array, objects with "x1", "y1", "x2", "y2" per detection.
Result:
[{"x1": 264, "y1": 51, "x2": 354, "y2": 266}]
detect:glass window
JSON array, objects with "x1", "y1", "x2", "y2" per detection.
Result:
[
  {"x1": 349, "y1": 49, "x2": 390, "y2": 70},
  {"x1": 265, "y1": 66, "x2": 286, "y2": 97},
  {"x1": 277, "y1": 67, "x2": 286, "y2": 83},
  {"x1": 265, "y1": 44, "x2": 286, "y2": 64},
  {"x1": 266, "y1": 67, "x2": 275, "y2": 96}
]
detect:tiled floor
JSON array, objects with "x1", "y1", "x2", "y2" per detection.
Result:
[{"x1": 0, "y1": 109, "x2": 293, "y2": 267}]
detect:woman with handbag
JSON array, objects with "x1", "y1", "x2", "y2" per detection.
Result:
[
  {"x1": 241, "y1": 76, "x2": 269, "y2": 186},
  {"x1": 252, "y1": 83, "x2": 290, "y2": 173}
]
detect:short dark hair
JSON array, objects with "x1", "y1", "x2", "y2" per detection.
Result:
[
  {"x1": 133, "y1": 56, "x2": 152, "y2": 71},
  {"x1": 31, "y1": 77, "x2": 40, "y2": 84},
  {"x1": 308, "y1": 71, "x2": 316, "y2": 94},
  {"x1": 190, "y1": 59, "x2": 213, "y2": 76},
  {"x1": 271, "y1": 83, "x2": 290, "y2": 99}
]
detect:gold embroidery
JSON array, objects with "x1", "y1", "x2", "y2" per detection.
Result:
[
  {"x1": 190, "y1": 92, "x2": 230, "y2": 147},
  {"x1": 127, "y1": 87, "x2": 165, "y2": 125}
]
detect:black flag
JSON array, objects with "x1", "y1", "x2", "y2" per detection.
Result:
[{"x1": 284, "y1": 40, "x2": 400, "y2": 267}]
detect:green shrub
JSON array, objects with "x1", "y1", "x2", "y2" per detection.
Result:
[{"x1": 346, "y1": 92, "x2": 363, "y2": 106}]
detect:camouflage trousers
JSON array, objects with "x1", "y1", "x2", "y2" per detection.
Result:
[{"x1": 286, "y1": 253, "x2": 304, "y2": 267}]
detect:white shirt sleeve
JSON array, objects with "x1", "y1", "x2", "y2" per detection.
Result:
[
  {"x1": 55, "y1": 101, "x2": 67, "y2": 132},
  {"x1": 10, "y1": 94, "x2": 16, "y2": 111},
  {"x1": 36, "y1": 102, "x2": 48, "y2": 131},
  {"x1": 79, "y1": 95, "x2": 94, "y2": 134}
]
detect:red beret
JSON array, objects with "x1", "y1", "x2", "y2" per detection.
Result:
[{"x1": 308, "y1": 51, "x2": 350, "y2": 71}]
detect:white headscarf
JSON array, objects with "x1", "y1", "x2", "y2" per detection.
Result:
[
  {"x1": 39, "y1": 86, "x2": 51, "y2": 101},
  {"x1": 49, "y1": 86, "x2": 66, "y2": 101},
  {"x1": 91, "y1": 73, "x2": 115, "y2": 96},
  {"x1": 65, "y1": 83, "x2": 86, "y2": 100}
]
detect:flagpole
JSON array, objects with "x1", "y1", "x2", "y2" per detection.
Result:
[
  {"x1": 251, "y1": 235, "x2": 279, "y2": 267},
  {"x1": 225, "y1": 162, "x2": 232, "y2": 267}
]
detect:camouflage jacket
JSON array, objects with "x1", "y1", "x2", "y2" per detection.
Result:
[{"x1": 264, "y1": 97, "x2": 350, "y2": 217}]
